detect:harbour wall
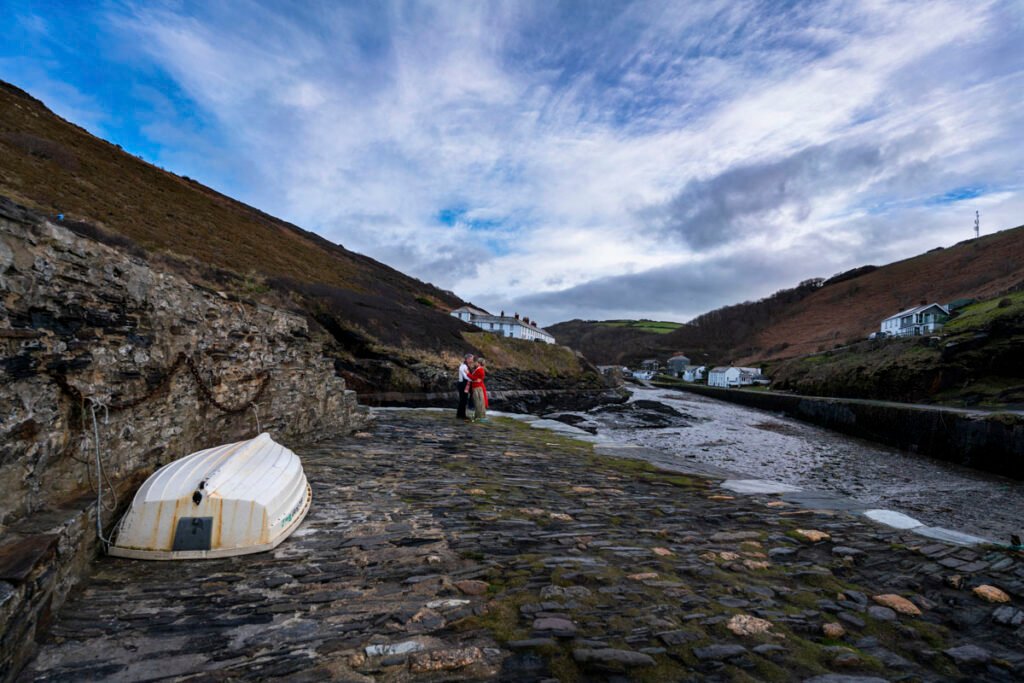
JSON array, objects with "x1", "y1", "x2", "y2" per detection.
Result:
[
  {"x1": 0, "y1": 200, "x2": 370, "y2": 680},
  {"x1": 662, "y1": 384, "x2": 1024, "y2": 479}
]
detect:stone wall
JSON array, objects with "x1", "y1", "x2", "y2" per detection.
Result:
[
  {"x1": 0, "y1": 200, "x2": 369, "y2": 679},
  {"x1": 665, "y1": 384, "x2": 1024, "y2": 479}
]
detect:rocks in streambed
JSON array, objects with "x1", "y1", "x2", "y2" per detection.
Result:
[{"x1": 589, "y1": 399, "x2": 696, "y2": 428}]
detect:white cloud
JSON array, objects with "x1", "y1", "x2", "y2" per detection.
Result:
[{"x1": 67, "y1": 0, "x2": 1024, "y2": 324}]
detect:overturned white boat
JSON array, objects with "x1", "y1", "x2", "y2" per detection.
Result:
[{"x1": 109, "y1": 433, "x2": 311, "y2": 560}]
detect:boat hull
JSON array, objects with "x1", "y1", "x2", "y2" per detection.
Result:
[{"x1": 109, "y1": 433, "x2": 312, "y2": 560}]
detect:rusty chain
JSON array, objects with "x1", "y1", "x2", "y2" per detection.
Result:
[{"x1": 48, "y1": 351, "x2": 270, "y2": 428}]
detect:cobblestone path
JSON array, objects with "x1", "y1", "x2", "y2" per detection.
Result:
[{"x1": 21, "y1": 410, "x2": 1024, "y2": 682}]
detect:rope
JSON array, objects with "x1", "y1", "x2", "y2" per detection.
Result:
[{"x1": 89, "y1": 398, "x2": 117, "y2": 552}]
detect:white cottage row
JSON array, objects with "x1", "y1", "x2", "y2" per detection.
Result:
[{"x1": 450, "y1": 306, "x2": 556, "y2": 343}]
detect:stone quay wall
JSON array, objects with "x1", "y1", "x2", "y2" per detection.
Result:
[
  {"x1": 666, "y1": 383, "x2": 1024, "y2": 479},
  {"x1": 0, "y1": 200, "x2": 369, "y2": 680}
]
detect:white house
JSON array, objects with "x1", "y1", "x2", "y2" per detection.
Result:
[
  {"x1": 708, "y1": 366, "x2": 765, "y2": 388},
  {"x1": 682, "y1": 365, "x2": 706, "y2": 382},
  {"x1": 879, "y1": 303, "x2": 949, "y2": 337},
  {"x1": 450, "y1": 306, "x2": 556, "y2": 344}
]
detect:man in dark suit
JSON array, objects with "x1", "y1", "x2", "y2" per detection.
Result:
[{"x1": 456, "y1": 353, "x2": 474, "y2": 420}]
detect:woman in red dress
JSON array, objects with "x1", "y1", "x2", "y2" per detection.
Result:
[{"x1": 469, "y1": 358, "x2": 489, "y2": 420}]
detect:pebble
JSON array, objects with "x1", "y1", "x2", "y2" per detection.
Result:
[
  {"x1": 866, "y1": 606, "x2": 897, "y2": 621},
  {"x1": 454, "y1": 580, "x2": 488, "y2": 596},
  {"x1": 408, "y1": 647, "x2": 483, "y2": 673},
  {"x1": 822, "y1": 622, "x2": 845, "y2": 639},
  {"x1": 692, "y1": 644, "x2": 747, "y2": 661},
  {"x1": 943, "y1": 643, "x2": 992, "y2": 666},
  {"x1": 572, "y1": 647, "x2": 656, "y2": 668},
  {"x1": 871, "y1": 594, "x2": 921, "y2": 616},
  {"x1": 532, "y1": 617, "x2": 577, "y2": 637},
  {"x1": 973, "y1": 584, "x2": 1011, "y2": 603},
  {"x1": 726, "y1": 614, "x2": 777, "y2": 637},
  {"x1": 992, "y1": 605, "x2": 1024, "y2": 626}
]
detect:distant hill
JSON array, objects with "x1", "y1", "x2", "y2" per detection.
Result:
[{"x1": 550, "y1": 225, "x2": 1024, "y2": 367}]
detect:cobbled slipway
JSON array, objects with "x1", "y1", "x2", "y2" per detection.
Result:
[{"x1": 21, "y1": 410, "x2": 1024, "y2": 682}]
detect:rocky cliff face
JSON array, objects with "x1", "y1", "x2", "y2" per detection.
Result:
[{"x1": 0, "y1": 199, "x2": 369, "y2": 678}]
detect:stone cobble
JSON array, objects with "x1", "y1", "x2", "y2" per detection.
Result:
[{"x1": 21, "y1": 410, "x2": 1024, "y2": 682}]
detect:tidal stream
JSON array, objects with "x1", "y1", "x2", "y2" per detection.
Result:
[{"x1": 556, "y1": 386, "x2": 1024, "y2": 543}]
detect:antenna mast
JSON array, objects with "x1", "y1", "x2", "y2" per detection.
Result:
[{"x1": 974, "y1": 211, "x2": 980, "y2": 239}]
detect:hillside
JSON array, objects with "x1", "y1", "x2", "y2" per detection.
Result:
[
  {"x1": 0, "y1": 79, "x2": 599, "y2": 397},
  {"x1": 551, "y1": 228, "x2": 1024, "y2": 369},
  {"x1": 768, "y1": 290, "x2": 1024, "y2": 407}
]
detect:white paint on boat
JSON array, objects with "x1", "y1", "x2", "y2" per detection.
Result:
[{"x1": 109, "y1": 433, "x2": 311, "y2": 560}]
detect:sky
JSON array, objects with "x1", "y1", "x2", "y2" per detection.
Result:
[{"x1": 3, "y1": 0, "x2": 1023, "y2": 325}]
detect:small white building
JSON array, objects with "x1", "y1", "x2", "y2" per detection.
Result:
[
  {"x1": 682, "y1": 365, "x2": 706, "y2": 382},
  {"x1": 879, "y1": 303, "x2": 949, "y2": 337},
  {"x1": 708, "y1": 366, "x2": 765, "y2": 388},
  {"x1": 450, "y1": 306, "x2": 556, "y2": 344}
]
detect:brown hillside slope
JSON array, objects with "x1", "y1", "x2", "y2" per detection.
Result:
[
  {"x1": 737, "y1": 226, "x2": 1024, "y2": 364},
  {"x1": 0, "y1": 79, "x2": 481, "y2": 354},
  {"x1": 0, "y1": 80, "x2": 443, "y2": 296}
]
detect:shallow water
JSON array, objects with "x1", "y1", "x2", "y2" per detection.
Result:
[{"x1": 567, "y1": 386, "x2": 1024, "y2": 542}]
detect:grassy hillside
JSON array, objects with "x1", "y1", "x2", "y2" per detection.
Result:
[
  {"x1": 552, "y1": 229, "x2": 1024, "y2": 370},
  {"x1": 768, "y1": 291, "x2": 1024, "y2": 407},
  {"x1": 596, "y1": 320, "x2": 682, "y2": 334},
  {"x1": 737, "y1": 230, "x2": 1024, "y2": 363},
  {"x1": 462, "y1": 332, "x2": 590, "y2": 377}
]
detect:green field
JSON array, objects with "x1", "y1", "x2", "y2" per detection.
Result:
[
  {"x1": 595, "y1": 319, "x2": 683, "y2": 334},
  {"x1": 943, "y1": 290, "x2": 1024, "y2": 337}
]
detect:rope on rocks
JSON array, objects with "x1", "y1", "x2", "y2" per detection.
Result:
[{"x1": 89, "y1": 398, "x2": 118, "y2": 552}]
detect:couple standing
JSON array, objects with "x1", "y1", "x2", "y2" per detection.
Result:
[{"x1": 456, "y1": 353, "x2": 489, "y2": 421}]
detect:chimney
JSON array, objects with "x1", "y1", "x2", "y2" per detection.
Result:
[
  {"x1": 514, "y1": 312, "x2": 520, "y2": 320},
  {"x1": 532, "y1": 321, "x2": 537, "y2": 327},
  {"x1": 919, "y1": 300, "x2": 927, "y2": 306},
  {"x1": 500, "y1": 310, "x2": 505, "y2": 317}
]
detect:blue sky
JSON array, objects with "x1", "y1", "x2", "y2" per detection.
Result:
[{"x1": 3, "y1": 0, "x2": 1023, "y2": 324}]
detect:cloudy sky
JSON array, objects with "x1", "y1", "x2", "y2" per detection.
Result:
[{"x1": 3, "y1": 1, "x2": 1023, "y2": 324}]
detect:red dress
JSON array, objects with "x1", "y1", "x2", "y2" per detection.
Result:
[{"x1": 469, "y1": 367, "x2": 489, "y2": 408}]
